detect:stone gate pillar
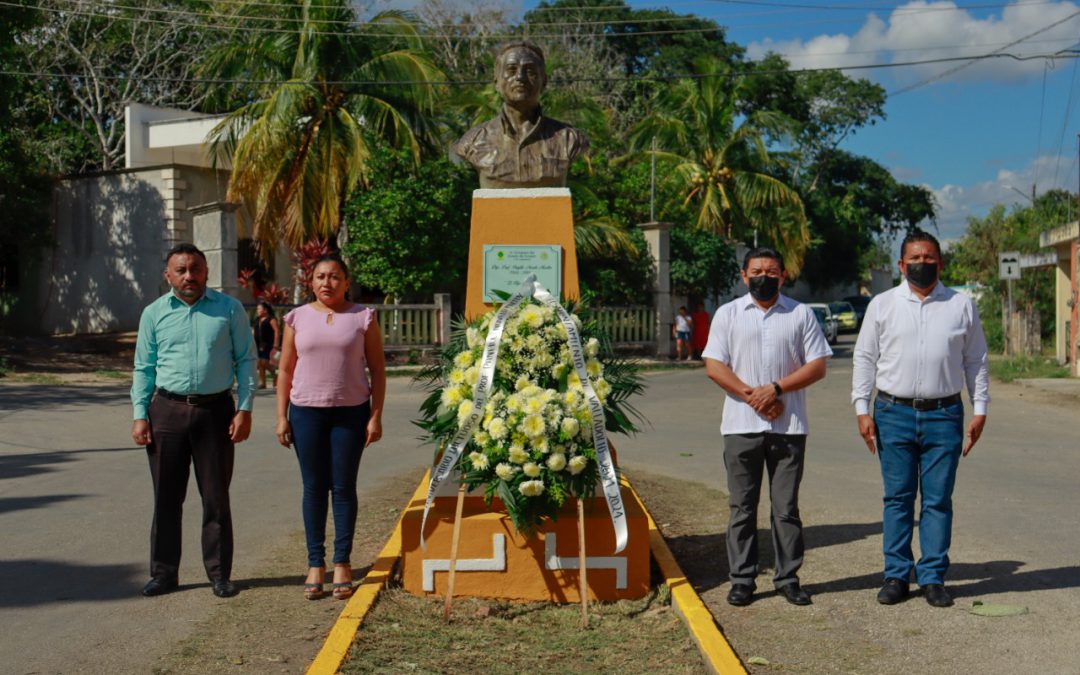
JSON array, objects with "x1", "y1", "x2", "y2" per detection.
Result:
[
  {"x1": 639, "y1": 221, "x2": 672, "y2": 358},
  {"x1": 190, "y1": 202, "x2": 240, "y2": 297}
]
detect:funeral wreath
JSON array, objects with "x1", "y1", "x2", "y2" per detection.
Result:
[{"x1": 416, "y1": 290, "x2": 644, "y2": 536}]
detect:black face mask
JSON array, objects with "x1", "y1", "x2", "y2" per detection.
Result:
[
  {"x1": 905, "y1": 262, "x2": 938, "y2": 289},
  {"x1": 747, "y1": 275, "x2": 780, "y2": 302}
]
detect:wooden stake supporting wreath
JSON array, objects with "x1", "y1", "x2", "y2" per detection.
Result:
[
  {"x1": 443, "y1": 483, "x2": 467, "y2": 622},
  {"x1": 578, "y1": 498, "x2": 588, "y2": 628}
]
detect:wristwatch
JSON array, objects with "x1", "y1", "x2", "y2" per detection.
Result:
[{"x1": 772, "y1": 381, "x2": 783, "y2": 397}]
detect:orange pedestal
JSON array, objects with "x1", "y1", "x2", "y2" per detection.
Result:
[
  {"x1": 400, "y1": 483, "x2": 650, "y2": 602},
  {"x1": 464, "y1": 188, "x2": 580, "y2": 319}
]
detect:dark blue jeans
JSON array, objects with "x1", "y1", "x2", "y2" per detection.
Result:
[
  {"x1": 874, "y1": 396, "x2": 963, "y2": 586},
  {"x1": 289, "y1": 402, "x2": 370, "y2": 568}
]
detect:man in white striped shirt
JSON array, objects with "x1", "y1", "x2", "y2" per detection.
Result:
[
  {"x1": 703, "y1": 247, "x2": 832, "y2": 607},
  {"x1": 852, "y1": 230, "x2": 989, "y2": 608}
]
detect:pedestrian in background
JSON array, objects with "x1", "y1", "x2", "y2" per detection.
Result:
[
  {"x1": 673, "y1": 305, "x2": 693, "y2": 361},
  {"x1": 131, "y1": 243, "x2": 256, "y2": 599},
  {"x1": 852, "y1": 230, "x2": 989, "y2": 608},
  {"x1": 275, "y1": 254, "x2": 385, "y2": 601},
  {"x1": 254, "y1": 300, "x2": 280, "y2": 389},
  {"x1": 703, "y1": 247, "x2": 832, "y2": 607},
  {"x1": 691, "y1": 302, "x2": 710, "y2": 359}
]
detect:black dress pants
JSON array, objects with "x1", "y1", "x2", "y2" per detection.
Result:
[{"x1": 146, "y1": 394, "x2": 235, "y2": 582}]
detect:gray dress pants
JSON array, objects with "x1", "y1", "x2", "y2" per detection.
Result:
[{"x1": 723, "y1": 432, "x2": 806, "y2": 589}]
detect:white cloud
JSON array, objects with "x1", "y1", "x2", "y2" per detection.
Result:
[
  {"x1": 747, "y1": 1, "x2": 1080, "y2": 87},
  {"x1": 925, "y1": 153, "x2": 1078, "y2": 239}
]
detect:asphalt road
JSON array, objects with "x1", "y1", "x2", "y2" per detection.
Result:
[{"x1": 2, "y1": 337, "x2": 1078, "y2": 673}]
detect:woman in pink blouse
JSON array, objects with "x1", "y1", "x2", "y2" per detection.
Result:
[{"x1": 275, "y1": 254, "x2": 385, "y2": 600}]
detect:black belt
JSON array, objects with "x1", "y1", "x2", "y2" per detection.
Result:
[
  {"x1": 877, "y1": 390, "x2": 961, "y2": 411},
  {"x1": 157, "y1": 388, "x2": 231, "y2": 405}
]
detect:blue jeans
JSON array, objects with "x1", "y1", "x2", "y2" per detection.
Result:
[
  {"x1": 289, "y1": 402, "x2": 370, "y2": 568},
  {"x1": 874, "y1": 397, "x2": 963, "y2": 586}
]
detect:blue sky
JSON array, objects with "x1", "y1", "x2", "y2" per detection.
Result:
[{"x1": 388, "y1": 0, "x2": 1080, "y2": 243}]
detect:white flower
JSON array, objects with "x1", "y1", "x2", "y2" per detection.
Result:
[
  {"x1": 551, "y1": 363, "x2": 568, "y2": 380},
  {"x1": 522, "y1": 414, "x2": 546, "y2": 438},
  {"x1": 586, "y1": 337, "x2": 600, "y2": 357},
  {"x1": 519, "y1": 480, "x2": 545, "y2": 497},
  {"x1": 454, "y1": 350, "x2": 475, "y2": 369},
  {"x1": 526, "y1": 333, "x2": 543, "y2": 350},
  {"x1": 469, "y1": 451, "x2": 489, "y2": 471},
  {"x1": 523, "y1": 462, "x2": 541, "y2": 478},
  {"x1": 594, "y1": 378, "x2": 611, "y2": 402},
  {"x1": 520, "y1": 305, "x2": 544, "y2": 328},
  {"x1": 520, "y1": 384, "x2": 542, "y2": 399},
  {"x1": 561, "y1": 417, "x2": 580, "y2": 438},
  {"x1": 508, "y1": 445, "x2": 529, "y2": 464},
  {"x1": 488, "y1": 417, "x2": 508, "y2": 440},
  {"x1": 568, "y1": 455, "x2": 588, "y2": 475},
  {"x1": 532, "y1": 437, "x2": 550, "y2": 455},
  {"x1": 546, "y1": 453, "x2": 567, "y2": 472},
  {"x1": 586, "y1": 359, "x2": 602, "y2": 378},
  {"x1": 524, "y1": 397, "x2": 545, "y2": 414},
  {"x1": 441, "y1": 386, "x2": 464, "y2": 408},
  {"x1": 457, "y1": 400, "x2": 474, "y2": 426},
  {"x1": 515, "y1": 374, "x2": 532, "y2": 391},
  {"x1": 506, "y1": 394, "x2": 523, "y2": 413},
  {"x1": 495, "y1": 463, "x2": 517, "y2": 481},
  {"x1": 473, "y1": 430, "x2": 490, "y2": 445},
  {"x1": 534, "y1": 351, "x2": 554, "y2": 368},
  {"x1": 466, "y1": 327, "x2": 482, "y2": 348}
]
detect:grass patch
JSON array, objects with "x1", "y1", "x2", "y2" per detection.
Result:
[
  {"x1": 344, "y1": 585, "x2": 702, "y2": 674},
  {"x1": 94, "y1": 369, "x2": 130, "y2": 380},
  {"x1": 988, "y1": 354, "x2": 1070, "y2": 383},
  {"x1": 13, "y1": 372, "x2": 63, "y2": 385}
]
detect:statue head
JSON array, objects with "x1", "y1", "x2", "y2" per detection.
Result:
[{"x1": 494, "y1": 41, "x2": 547, "y2": 111}]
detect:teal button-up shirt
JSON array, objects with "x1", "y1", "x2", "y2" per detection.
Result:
[{"x1": 131, "y1": 288, "x2": 257, "y2": 420}]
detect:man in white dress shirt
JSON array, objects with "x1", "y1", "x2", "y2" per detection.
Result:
[
  {"x1": 703, "y1": 247, "x2": 832, "y2": 607},
  {"x1": 852, "y1": 230, "x2": 989, "y2": 608}
]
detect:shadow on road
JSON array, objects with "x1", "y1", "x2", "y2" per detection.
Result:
[
  {"x1": 0, "y1": 559, "x2": 144, "y2": 607},
  {"x1": 804, "y1": 560, "x2": 1080, "y2": 598},
  {"x1": 0, "y1": 493, "x2": 87, "y2": 515},
  {"x1": 0, "y1": 447, "x2": 139, "y2": 480},
  {"x1": 0, "y1": 384, "x2": 131, "y2": 414}
]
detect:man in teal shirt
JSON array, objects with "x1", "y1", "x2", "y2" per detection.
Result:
[{"x1": 131, "y1": 243, "x2": 256, "y2": 598}]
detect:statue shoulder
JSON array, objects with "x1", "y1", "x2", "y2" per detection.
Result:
[{"x1": 452, "y1": 120, "x2": 496, "y2": 161}]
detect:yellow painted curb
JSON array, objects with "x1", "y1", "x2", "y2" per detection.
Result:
[
  {"x1": 623, "y1": 474, "x2": 748, "y2": 675},
  {"x1": 305, "y1": 471, "x2": 429, "y2": 675},
  {"x1": 307, "y1": 470, "x2": 745, "y2": 675}
]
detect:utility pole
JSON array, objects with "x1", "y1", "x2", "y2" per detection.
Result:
[{"x1": 650, "y1": 136, "x2": 657, "y2": 223}]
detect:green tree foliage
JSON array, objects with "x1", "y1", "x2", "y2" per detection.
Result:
[
  {"x1": 341, "y1": 143, "x2": 472, "y2": 301},
  {"x1": 205, "y1": 2, "x2": 445, "y2": 254},
  {"x1": 800, "y1": 151, "x2": 935, "y2": 289},
  {"x1": 942, "y1": 191, "x2": 1072, "y2": 351},
  {"x1": 670, "y1": 227, "x2": 739, "y2": 300}
]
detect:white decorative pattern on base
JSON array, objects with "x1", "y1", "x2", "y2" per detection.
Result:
[
  {"x1": 422, "y1": 534, "x2": 507, "y2": 592},
  {"x1": 544, "y1": 533, "x2": 628, "y2": 589}
]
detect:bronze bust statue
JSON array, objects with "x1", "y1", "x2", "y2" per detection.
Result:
[{"x1": 452, "y1": 42, "x2": 588, "y2": 189}]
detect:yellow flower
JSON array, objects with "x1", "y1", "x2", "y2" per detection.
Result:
[
  {"x1": 506, "y1": 394, "x2": 522, "y2": 413},
  {"x1": 441, "y1": 386, "x2": 464, "y2": 408},
  {"x1": 546, "y1": 453, "x2": 567, "y2": 472},
  {"x1": 521, "y1": 384, "x2": 542, "y2": 399},
  {"x1": 519, "y1": 480, "x2": 545, "y2": 497},
  {"x1": 586, "y1": 359, "x2": 602, "y2": 378},
  {"x1": 495, "y1": 463, "x2": 516, "y2": 481},
  {"x1": 464, "y1": 366, "x2": 479, "y2": 386},
  {"x1": 522, "y1": 414, "x2": 546, "y2": 438},
  {"x1": 564, "y1": 390, "x2": 581, "y2": 407},
  {"x1": 457, "y1": 400, "x2": 474, "y2": 426},
  {"x1": 488, "y1": 417, "x2": 508, "y2": 440},
  {"x1": 568, "y1": 455, "x2": 588, "y2": 475},
  {"x1": 473, "y1": 430, "x2": 490, "y2": 445},
  {"x1": 523, "y1": 462, "x2": 541, "y2": 478},
  {"x1": 568, "y1": 372, "x2": 582, "y2": 390},
  {"x1": 508, "y1": 445, "x2": 529, "y2": 464},
  {"x1": 469, "y1": 451, "x2": 489, "y2": 471},
  {"x1": 524, "y1": 397, "x2": 545, "y2": 415},
  {"x1": 454, "y1": 350, "x2": 475, "y2": 369},
  {"x1": 515, "y1": 374, "x2": 532, "y2": 391},
  {"x1": 594, "y1": 378, "x2": 611, "y2": 402},
  {"x1": 532, "y1": 438, "x2": 550, "y2": 455},
  {"x1": 526, "y1": 333, "x2": 543, "y2": 350},
  {"x1": 561, "y1": 417, "x2": 580, "y2": 438},
  {"x1": 520, "y1": 305, "x2": 544, "y2": 329},
  {"x1": 551, "y1": 363, "x2": 568, "y2": 380},
  {"x1": 448, "y1": 369, "x2": 465, "y2": 385}
]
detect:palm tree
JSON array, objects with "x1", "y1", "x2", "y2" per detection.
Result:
[
  {"x1": 205, "y1": 1, "x2": 445, "y2": 254},
  {"x1": 625, "y1": 57, "x2": 810, "y2": 275}
]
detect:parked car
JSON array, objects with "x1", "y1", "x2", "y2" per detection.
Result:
[
  {"x1": 843, "y1": 294, "x2": 872, "y2": 329},
  {"x1": 807, "y1": 303, "x2": 839, "y2": 345},
  {"x1": 829, "y1": 301, "x2": 858, "y2": 333}
]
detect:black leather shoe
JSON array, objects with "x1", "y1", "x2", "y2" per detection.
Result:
[
  {"x1": 876, "y1": 578, "x2": 910, "y2": 605},
  {"x1": 726, "y1": 583, "x2": 754, "y2": 607},
  {"x1": 777, "y1": 582, "x2": 812, "y2": 606},
  {"x1": 142, "y1": 577, "x2": 178, "y2": 597},
  {"x1": 212, "y1": 579, "x2": 238, "y2": 598},
  {"x1": 923, "y1": 583, "x2": 953, "y2": 607}
]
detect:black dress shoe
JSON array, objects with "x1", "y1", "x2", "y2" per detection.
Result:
[
  {"x1": 876, "y1": 578, "x2": 910, "y2": 605},
  {"x1": 726, "y1": 583, "x2": 754, "y2": 607},
  {"x1": 212, "y1": 579, "x2": 238, "y2": 598},
  {"x1": 777, "y1": 582, "x2": 812, "y2": 606},
  {"x1": 923, "y1": 583, "x2": 953, "y2": 607},
  {"x1": 142, "y1": 577, "x2": 178, "y2": 597}
]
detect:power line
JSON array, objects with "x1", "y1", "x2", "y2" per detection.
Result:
[
  {"x1": 3, "y1": 48, "x2": 1077, "y2": 88},
  {"x1": 887, "y1": 8, "x2": 1080, "y2": 96}
]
